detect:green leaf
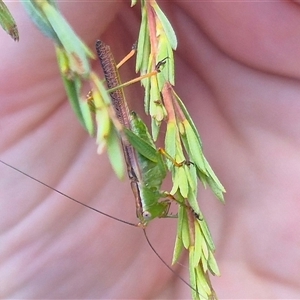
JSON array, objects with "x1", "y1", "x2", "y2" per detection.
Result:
[
  {"x1": 172, "y1": 205, "x2": 184, "y2": 265},
  {"x1": 78, "y1": 97, "x2": 94, "y2": 136},
  {"x1": 23, "y1": 1, "x2": 93, "y2": 76},
  {"x1": 199, "y1": 220, "x2": 215, "y2": 252},
  {"x1": 157, "y1": 38, "x2": 175, "y2": 85},
  {"x1": 165, "y1": 121, "x2": 177, "y2": 170},
  {"x1": 195, "y1": 265, "x2": 213, "y2": 296},
  {"x1": 130, "y1": 0, "x2": 137, "y2": 7},
  {"x1": 90, "y1": 71, "x2": 125, "y2": 179},
  {"x1": 187, "y1": 191, "x2": 201, "y2": 218},
  {"x1": 170, "y1": 169, "x2": 179, "y2": 196},
  {"x1": 136, "y1": 4, "x2": 149, "y2": 73},
  {"x1": 181, "y1": 207, "x2": 190, "y2": 249},
  {"x1": 201, "y1": 236, "x2": 209, "y2": 261},
  {"x1": 22, "y1": 1, "x2": 59, "y2": 41},
  {"x1": 208, "y1": 251, "x2": 221, "y2": 276},
  {"x1": 206, "y1": 174, "x2": 225, "y2": 203},
  {"x1": 151, "y1": 117, "x2": 160, "y2": 142},
  {"x1": 193, "y1": 221, "x2": 203, "y2": 268},
  {"x1": 94, "y1": 102, "x2": 111, "y2": 151},
  {"x1": 174, "y1": 91, "x2": 203, "y2": 147},
  {"x1": 143, "y1": 69, "x2": 151, "y2": 114},
  {"x1": 185, "y1": 164, "x2": 196, "y2": 194},
  {"x1": 56, "y1": 47, "x2": 91, "y2": 133},
  {"x1": 156, "y1": 36, "x2": 169, "y2": 90},
  {"x1": 202, "y1": 255, "x2": 208, "y2": 274},
  {"x1": 0, "y1": 0, "x2": 18, "y2": 41},
  {"x1": 189, "y1": 247, "x2": 200, "y2": 300},
  {"x1": 166, "y1": 42, "x2": 175, "y2": 85},
  {"x1": 124, "y1": 128, "x2": 158, "y2": 163},
  {"x1": 61, "y1": 75, "x2": 83, "y2": 122},
  {"x1": 184, "y1": 121, "x2": 207, "y2": 175},
  {"x1": 106, "y1": 127, "x2": 125, "y2": 180},
  {"x1": 177, "y1": 166, "x2": 188, "y2": 198},
  {"x1": 42, "y1": 2, "x2": 92, "y2": 75},
  {"x1": 204, "y1": 157, "x2": 226, "y2": 202},
  {"x1": 152, "y1": 2, "x2": 177, "y2": 50}
]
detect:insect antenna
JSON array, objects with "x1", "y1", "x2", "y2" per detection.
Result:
[
  {"x1": 142, "y1": 228, "x2": 204, "y2": 298},
  {"x1": 1, "y1": 159, "x2": 206, "y2": 298},
  {"x1": 0, "y1": 159, "x2": 138, "y2": 227}
]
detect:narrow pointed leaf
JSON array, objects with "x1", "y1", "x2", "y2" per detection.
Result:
[
  {"x1": 0, "y1": 0, "x2": 18, "y2": 41},
  {"x1": 152, "y1": 2, "x2": 177, "y2": 49}
]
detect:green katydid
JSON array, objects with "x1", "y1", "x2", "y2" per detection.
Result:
[
  {"x1": 0, "y1": 38, "x2": 201, "y2": 296},
  {"x1": 124, "y1": 112, "x2": 201, "y2": 224},
  {"x1": 0, "y1": 39, "x2": 217, "y2": 300},
  {"x1": 96, "y1": 40, "x2": 192, "y2": 226},
  {"x1": 124, "y1": 111, "x2": 171, "y2": 224},
  {"x1": 95, "y1": 41, "x2": 217, "y2": 299}
]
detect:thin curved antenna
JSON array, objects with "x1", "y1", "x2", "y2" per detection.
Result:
[
  {"x1": 142, "y1": 229, "x2": 203, "y2": 298},
  {"x1": 1, "y1": 159, "x2": 205, "y2": 298},
  {"x1": 0, "y1": 159, "x2": 138, "y2": 227}
]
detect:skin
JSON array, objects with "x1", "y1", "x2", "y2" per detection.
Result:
[{"x1": 1, "y1": 1, "x2": 300, "y2": 298}]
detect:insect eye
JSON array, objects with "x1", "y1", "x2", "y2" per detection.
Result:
[{"x1": 143, "y1": 211, "x2": 152, "y2": 220}]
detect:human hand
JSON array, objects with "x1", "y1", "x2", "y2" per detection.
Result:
[{"x1": 1, "y1": 2, "x2": 300, "y2": 298}]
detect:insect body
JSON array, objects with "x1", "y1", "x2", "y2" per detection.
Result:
[
  {"x1": 125, "y1": 111, "x2": 171, "y2": 224},
  {"x1": 0, "y1": 41, "x2": 215, "y2": 300},
  {"x1": 96, "y1": 40, "x2": 175, "y2": 226}
]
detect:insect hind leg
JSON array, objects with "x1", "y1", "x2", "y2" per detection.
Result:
[{"x1": 163, "y1": 192, "x2": 203, "y2": 222}]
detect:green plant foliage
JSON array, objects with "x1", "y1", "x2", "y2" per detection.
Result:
[
  {"x1": 0, "y1": 0, "x2": 18, "y2": 41},
  {"x1": 22, "y1": 1, "x2": 225, "y2": 298}
]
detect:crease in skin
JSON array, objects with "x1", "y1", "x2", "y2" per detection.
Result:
[
  {"x1": 1, "y1": 164, "x2": 128, "y2": 298},
  {"x1": 175, "y1": 4, "x2": 300, "y2": 148},
  {"x1": 0, "y1": 87, "x2": 67, "y2": 154},
  {"x1": 178, "y1": 2, "x2": 300, "y2": 79},
  {"x1": 169, "y1": 5, "x2": 300, "y2": 298},
  {"x1": 0, "y1": 109, "x2": 90, "y2": 232},
  {"x1": 0, "y1": 2, "x2": 191, "y2": 299},
  {"x1": 5, "y1": 2, "x2": 300, "y2": 298},
  {"x1": 1, "y1": 154, "x2": 197, "y2": 299},
  {"x1": 0, "y1": 156, "x2": 188, "y2": 298},
  {"x1": 173, "y1": 11, "x2": 248, "y2": 154}
]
